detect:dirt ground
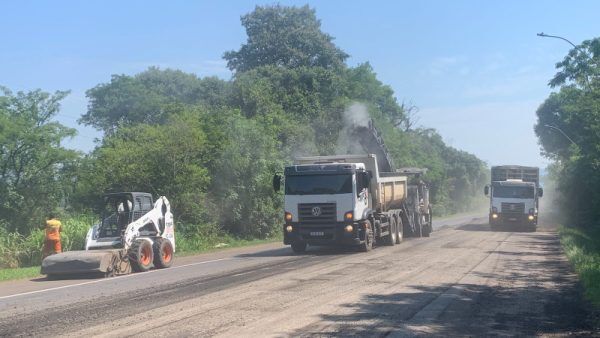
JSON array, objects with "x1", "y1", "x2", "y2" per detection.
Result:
[{"x1": 0, "y1": 218, "x2": 597, "y2": 337}]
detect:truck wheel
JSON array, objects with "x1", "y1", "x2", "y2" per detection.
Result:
[
  {"x1": 414, "y1": 213, "x2": 423, "y2": 238},
  {"x1": 395, "y1": 216, "x2": 403, "y2": 244},
  {"x1": 153, "y1": 238, "x2": 174, "y2": 269},
  {"x1": 291, "y1": 241, "x2": 307, "y2": 254},
  {"x1": 129, "y1": 239, "x2": 154, "y2": 272},
  {"x1": 383, "y1": 218, "x2": 396, "y2": 246},
  {"x1": 422, "y1": 211, "x2": 432, "y2": 237},
  {"x1": 358, "y1": 220, "x2": 373, "y2": 252}
]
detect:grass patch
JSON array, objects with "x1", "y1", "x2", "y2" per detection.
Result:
[
  {"x1": 0, "y1": 266, "x2": 41, "y2": 282},
  {"x1": 559, "y1": 225, "x2": 600, "y2": 306},
  {"x1": 176, "y1": 233, "x2": 281, "y2": 256},
  {"x1": 0, "y1": 234, "x2": 282, "y2": 282}
]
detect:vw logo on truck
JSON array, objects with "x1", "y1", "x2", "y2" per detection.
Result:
[{"x1": 311, "y1": 206, "x2": 322, "y2": 216}]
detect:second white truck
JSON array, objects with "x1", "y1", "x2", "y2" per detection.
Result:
[{"x1": 484, "y1": 165, "x2": 543, "y2": 231}]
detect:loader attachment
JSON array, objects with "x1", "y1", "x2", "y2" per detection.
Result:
[{"x1": 41, "y1": 250, "x2": 120, "y2": 277}]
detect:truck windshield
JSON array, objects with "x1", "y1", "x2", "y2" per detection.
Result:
[
  {"x1": 285, "y1": 174, "x2": 353, "y2": 195},
  {"x1": 492, "y1": 186, "x2": 534, "y2": 199}
]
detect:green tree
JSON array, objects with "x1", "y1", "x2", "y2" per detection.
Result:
[
  {"x1": 0, "y1": 87, "x2": 79, "y2": 234},
  {"x1": 81, "y1": 67, "x2": 231, "y2": 134},
  {"x1": 549, "y1": 37, "x2": 600, "y2": 90},
  {"x1": 75, "y1": 110, "x2": 220, "y2": 225},
  {"x1": 223, "y1": 4, "x2": 348, "y2": 73},
  {"x1": 535, "y1": 36, "x2": 600, "y2": 224},
  {"x1": 209, "y1": 111, "x2": 285, "y2": 238}
]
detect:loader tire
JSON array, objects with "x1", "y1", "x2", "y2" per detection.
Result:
[
  {"x1": 129, "y1": 239, "x2": 154, "y2": 272},
  {"x1": 153, "y1": 238, "x2": 174, "y2": 269}
]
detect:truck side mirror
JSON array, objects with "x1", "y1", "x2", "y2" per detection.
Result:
[
  {"x1": 484, "y1": 185, "x2": 489, "y2": 196},
  {"x1": 273, "y1": 174, "x2": 281, "y2": 192},
  {"x1": 538, "y1": 187, "x2": 543, "y2": 198}
]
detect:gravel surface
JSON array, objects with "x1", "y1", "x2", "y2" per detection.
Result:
[{"x1": 0, "y1": 216, "x2": 596, "y2": 337}]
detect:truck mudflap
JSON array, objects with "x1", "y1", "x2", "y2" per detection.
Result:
[{"x1": 41, "y1": 250, "x2": 120, "y2": 276}]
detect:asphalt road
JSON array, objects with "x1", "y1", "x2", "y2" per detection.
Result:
[{"x1": 0, "y1": 214, "x2": 596, "y2": 337}]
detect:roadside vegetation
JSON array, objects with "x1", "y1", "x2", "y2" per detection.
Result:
[
  {"x1": 559, "y1": 226, "x2": 600, "y2": 306},
  {"x1": 0, "y1": 5, "x2": 488, "y2": 273},
  {"x1": 534, "y1": 36, "x2": 600, "y2": 308}
]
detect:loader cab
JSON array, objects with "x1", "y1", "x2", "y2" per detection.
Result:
[{"x1": 98, "y1": 192, "x2": 154, "y2": 240}]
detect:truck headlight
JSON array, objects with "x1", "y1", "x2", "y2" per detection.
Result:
[
  {"x1": 285, "y1": 212, "x2": 292, "y2": 222},
  {"x1": 492, "y1": 213, "x2": 498, "y2": 219},
  {"x1": 344, "y1": 225, "x2": 353, "y2": 233},
  {"x1": 344, "y1": 211, "x2": 354, "y2": 222},
  {"x1": 528, "y1": 215, "x2": 534, "y2": 221},
  {"x1": 286, "y1": 225, "x2": 293, "y2": 233}
]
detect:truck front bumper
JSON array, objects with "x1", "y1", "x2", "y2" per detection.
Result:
[
  {"x1": 490, "y1": 213, "x2": 537, "y2": 226},
  {"x1": 283, "y1": 222, "x2": 365, "y2": 246}
]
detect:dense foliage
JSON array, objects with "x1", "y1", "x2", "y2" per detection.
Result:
[
  {"x1": 0, "y1": 5, "x2": 487, "y2": 268},
  {"x1": 534, "y1": 37, "x2": 600, "y2": 225}
]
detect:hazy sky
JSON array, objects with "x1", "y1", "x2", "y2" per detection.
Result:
[{"x1": 2, "y1": 1, "x2": 600, "y2": 168}]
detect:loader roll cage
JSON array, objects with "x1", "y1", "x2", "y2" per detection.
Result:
[{"x1": 98, "y1": 192, "x2": 154, "y2": 239}]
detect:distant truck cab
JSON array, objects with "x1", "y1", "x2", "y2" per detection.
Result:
[{"x1": 484, "y1": 166, "x2": 543, "y2": 231}]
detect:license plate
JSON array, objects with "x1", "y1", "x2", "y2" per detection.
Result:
[{"x1": 310, "y1": 231, "x2": 324, "y2": 236}]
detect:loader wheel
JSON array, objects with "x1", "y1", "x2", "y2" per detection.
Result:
[
  {"x1": 129, "y1": 239, "x2": 154, "y2": 272},
  {"x1": 153, "y1": 238, "x2": 174, "y2": 269}
]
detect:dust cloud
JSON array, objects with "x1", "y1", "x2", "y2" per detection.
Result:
[{"x1": 336, "y1": 102, "x2": 370, "y2": 154}]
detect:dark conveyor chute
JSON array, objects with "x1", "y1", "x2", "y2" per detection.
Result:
[{"x1": 350, "y1": 119, "x2": 395, "y2": 172}]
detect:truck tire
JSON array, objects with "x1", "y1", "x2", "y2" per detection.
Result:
[
  {"x1": 153, "y1": 238, "x2": 174, "y2": 269},
  {"x1": 291, "y1": 241, "x2": 307, "y2": 254},
  {"x1": 129, "y1": 239, "x2": 154, "y2": 272},
  {"x1": 422, "y1": 209, "x2": 432, "y2": 237},
  {"x1": 383, "y1": 218, "x2": 396, "y2": 246},
  {"x1": 395, "y1": 216, "x2": 403, "y2": 244},
  {"x1": 413, "y1": 213, "x2": 423, "y2": 238},
  {"x1": 358, "y1": 220, "x2": 373, "y2": 252}
]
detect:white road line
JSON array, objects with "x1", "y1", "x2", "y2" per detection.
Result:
[{"x1": 0, "y1": 257, "x2": 233, "y2": 301}]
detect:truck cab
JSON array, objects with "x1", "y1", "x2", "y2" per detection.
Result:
[
  {"x1": 485, "y1": 166, "x2": 543, "y2": 231},
  {"x1": 280, "y1": 161, "x2": 372, "y2": 251}
]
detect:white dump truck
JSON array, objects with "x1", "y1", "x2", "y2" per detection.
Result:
[
  {"x1": 273, "y1": 120, "x2": 432, "y2": 253},
  {"x1": 484, "y1": 166, "x2": 543, "y2": 231},
  {"x1": 274, "y1": 155, "x2": 431, "y2": 253}
]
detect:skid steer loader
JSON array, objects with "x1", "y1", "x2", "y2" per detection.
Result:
[{"x1": 41, "y1": 192, "x2": 175, "y2": 278}]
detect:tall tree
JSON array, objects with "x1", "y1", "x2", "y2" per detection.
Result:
[
  {"x1": 223, "y1": 5, "x2": 349, "y2": 73},
  {"x1": 0, "y1": 87, "x2": 79, "y2": 234},
  {"x1": 81, "y1": 67, "x2": 231, "y2": 134},
  {"x1": 535, "y1": 36, "x2": 600, "y2": 225}
]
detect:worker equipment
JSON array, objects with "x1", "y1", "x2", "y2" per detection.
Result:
[{"x1": 41, "y1": 192, "x2": 175, "y2": 278}]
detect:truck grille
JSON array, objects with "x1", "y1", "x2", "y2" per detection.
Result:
[
  {"x1": 501, "y1": 202, "x2": 525, "y2": 215},
  {"x1": 298, "y1": 203, "x2": 336, "y2": 223}
]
